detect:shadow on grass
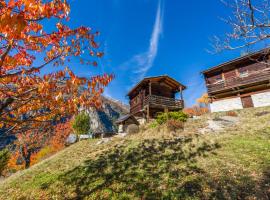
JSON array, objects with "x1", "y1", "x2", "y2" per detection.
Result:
[{"x1": 50, "y1": 136, "x2": 268, "y2": 200}]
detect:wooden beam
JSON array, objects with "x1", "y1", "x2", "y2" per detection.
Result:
[
  {"x1": 149, "y1": 81, "x2": 152, "y2": 96},
  {"x1": 146, "y1": 105, "x2": 150, "y2": 122},
  {"x1": 179, "y1": 86, "x2": 183, "y2": 100},
  {"x1": 164, "y1": 107, "x2": 168, "y2": 113}
]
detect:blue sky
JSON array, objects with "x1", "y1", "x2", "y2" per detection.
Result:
[{"x1": 66, "y1": 0, "x2": 246, "y2": 107}]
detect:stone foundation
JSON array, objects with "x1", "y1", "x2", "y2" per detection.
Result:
[
  {"x1": 210, "y1": 97, "x2": 243, "y2": 113},
  {"x1": 251, "y1": 91, "x2": 270, "y2": 108}
]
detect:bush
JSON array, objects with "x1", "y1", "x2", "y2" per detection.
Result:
[
  {"x1": 183, "y1": 106, "x2": 209, "y2": 117},
  {"x1": 149, "y1": 121, "x2": 158, "y2": 129},
  {"x1": 156, "y1": 111, "x2": 188, "y2": 125},
  {"x1": 0, "y1": 148, "x2": 10, "y2": 175},
  {"x1": 226, "y1": 111, "x2": 238, "y2": 117},
  {"x1": 30, "y1": 146, "x2": 54, "y2": 166},
  {"x1": 167, "y1": 119, "x2": 184, "y2": 132},
  {"x1": 72, "y1": 112, "x2": 91, "y2": 135},
  {"x1": 127, "y1": 124, "x2": 139, "y2": 134}
]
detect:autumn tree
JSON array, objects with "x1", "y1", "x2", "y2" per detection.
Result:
[
  {"x1": 213, "y1": 0, "x2": 270, "y2": 56},
  {"x1": 0, "y1": 0, "x2": 113, "y2": 133},
  {"x1": 50, "y1": 120, "x2": 72, "y2": 151},
  {"x1": 14, "y1": 126, "x2": 51, "y2": 168},
  {"x1": 196, "y1": 93, "x2": 210, "y2": 107},
  {"x1": 30, "y1": 120, "x2": 72, "y2": 166},
  {"x1": 8, "y1": 120, "x2": 71, "y2": 169}
]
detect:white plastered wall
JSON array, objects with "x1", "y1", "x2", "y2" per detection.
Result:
[
  {"x1": 251, "y1": 91, "x2": 270, "y2": 108},
  {"x1": 210, "y1": 97, "x2": 243, "y2": 112}
]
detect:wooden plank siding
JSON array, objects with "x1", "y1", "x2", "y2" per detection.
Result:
[
  {"x1": 205, "y1": 61, "x2": 270, "y2": 95},
  {"x1": 130, "y1": 95, "x2": 184, "y2": 115}
]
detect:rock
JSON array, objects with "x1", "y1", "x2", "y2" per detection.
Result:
[
  {"x1": 96, "y1": 137, "x2": 112, "y2": 145},
  {"x1": 208, "y1": 120, "x2": 224, "y2": 131},
  {"x1": 79, "y1": 134, "x2": 92, "y2": 140},
  {"x1": 199, "y1": 116, "x2": 239, "y2": 134},
  {"x1": 219, "y1": 116, "x2": 240, "y2": 123},
  {"x1": 192, "y1": 116, "x2": 201, "y2": 119},
  {"x1": 126, "y1": 124, "x2": 139, "y2": 134},
  {"x1": 118, "y1": 132, "x2": 128, "y2": 137},
  {"x1": 66, "y1": 134, "x2": 77, "y2": 144}
]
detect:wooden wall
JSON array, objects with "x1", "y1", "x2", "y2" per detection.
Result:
[
  {"x1": 150, "y1": 83, "x2": 175, "y2": 98},
  {"x1": 206, "y1": 62, "x2": 269, "y2": 84}
]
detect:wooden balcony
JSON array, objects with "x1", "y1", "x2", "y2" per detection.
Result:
[
  {"x1": 130, "y1": 95, "x2": 184, "y2": 115},
  {"x1": 207, "y1": 69, "x2": 270, "y2": 94},
  {"x1": 144, "y1": 95, "x2": 184, "y2": 108}
]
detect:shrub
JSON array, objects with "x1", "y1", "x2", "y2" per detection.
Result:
[
  {"x1": 156, "y1": 111, "x2": 188, "y2": 125},
  {"x1": 226, "y1": 111, "x2": 238, "y2": 117},
  {"x1": 127, "y1": 124, "x2": 139, "y2": 134},
  {"x1": 72, "y1": 112, "x2": 91, "y2": 135},
  {"x1": 183, "y1": 106, "x2": 209, "y2": 117},
  {"x1": 167, "y1": 119, "x2": 184, "y2": 132},
  {"x1": 0, "y1": 148, "x2": 10, "y2": 175},
  {"x1": 149, "y1": 121, "x2": 159, "y2": 129},
  {"x1": 30, "y1": 146, "x2": 54, "y2": 166}
]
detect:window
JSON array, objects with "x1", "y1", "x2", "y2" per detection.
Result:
[
  {"x1": 238, "y1": 68, "x2": 249, "y2": 78},
  {"x1": 214, "y1": 74, "x2": 224, "y2": 84}
]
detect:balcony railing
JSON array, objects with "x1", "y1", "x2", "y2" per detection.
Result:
[
  {"x1": 207, "y1": 69, "x2": 270, "y2": 94},
  {"x1": 130, "y1": 95, "x2": 184, "y2": 114},
  {"x1": 144, "y1": 95, "x2": 184, "y2": 108}
]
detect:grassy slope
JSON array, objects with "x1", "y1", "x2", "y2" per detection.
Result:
[{"x1": 0, "y1": 107, "x2": 269, "y2": 200}]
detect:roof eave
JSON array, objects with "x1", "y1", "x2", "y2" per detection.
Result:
[
  {"x1": 201, "y1": 47, "x2": 270, "y2": 75},
  {"x1": 127, "y1": 75, "x2": 186, "y2": 96}
]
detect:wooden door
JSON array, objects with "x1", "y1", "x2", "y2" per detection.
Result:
[{"x1": 241, "y1": 96, "x2": 254, "y2": 108}]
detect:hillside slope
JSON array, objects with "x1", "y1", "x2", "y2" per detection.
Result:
[{"x1": 0, "y1": 107, "x2": 269, "y2": 199}]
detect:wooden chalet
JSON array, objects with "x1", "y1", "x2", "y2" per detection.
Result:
[
  {"x1": 202, "y1": 48, "x2": 270, "y2": 112},
  {"x1": 127, "y1": 75, "x2": 186, "y2": 121}
]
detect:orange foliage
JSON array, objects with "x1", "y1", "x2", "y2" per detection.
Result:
[
  {"x1": 30, "y1": 120, "x2": 72, "y2": 165},
  {"x1": 0, "y1": 0, "x2": 113, "y2": 132},
  {"x1": 30, "y1": 146, "x2": 54, "y2": 166},
  {"x1": 50, "y1": 120, "x2": 72, "y2": 151},
  {"x1": 9, "y1": 120, "x2": 72, "y2": 169},
  {"x1": 183, "y1": 106, "x2": 209, "y2": 117},
  {"x1": 196, "y1": 93, "x2": 210, "y2": 106},
  {"x1": 7, "y1": 151, "x2": 25, "y2": 171}
]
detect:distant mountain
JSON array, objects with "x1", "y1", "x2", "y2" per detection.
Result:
[{"x1": 83, "y1": 96, "x2": 129, "y2": 135}]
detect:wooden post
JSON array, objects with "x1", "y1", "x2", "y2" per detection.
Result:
[
  {"x1": 164, "y1": 107, "x2": 168, "y2": 113},
  {"x1": 179, "y1": 86, "x2": 183, "y2": 100},
  {"x1": 146, "y1": 105, "x2": 150, "y2": 122},
  {"x1": 149, "y1": 81, "x2": 152, "y2": 96}
]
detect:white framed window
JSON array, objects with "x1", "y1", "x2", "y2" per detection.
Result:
[
  {"x1": 239, "y1": 70, "x2": 249, "y2": 78},
  {"x1": 214, "y1": 76, "x2": 224, "y2": 84}
]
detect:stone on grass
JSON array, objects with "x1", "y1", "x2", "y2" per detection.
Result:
[
  {"x1": 96, "y1": 138, "x2": 111, "y2": 145},
  {"x1": 126, "y1": 124, "x2": 139, "y2": 134},
  {"x1": 199, "y1": 116, "x2": 239, "y2": 134},
  {"x1": 66, "y1": 134, "x2": 77, "y2": 144},
  {"x1": 79, "y1": 134, "x2": 92, "y2": 140}
]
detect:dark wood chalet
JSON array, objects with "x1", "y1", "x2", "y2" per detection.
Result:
[
  {"x1": 127, "y1": 75, "x2": 186, "y2": 120},
  {"x1": 202, "y1": 49, "x2": 270, "y2": 111}
]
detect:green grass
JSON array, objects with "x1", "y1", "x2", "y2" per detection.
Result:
[{"x1": 0, "y1": 107, "x2": 270, "y2": 199}]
